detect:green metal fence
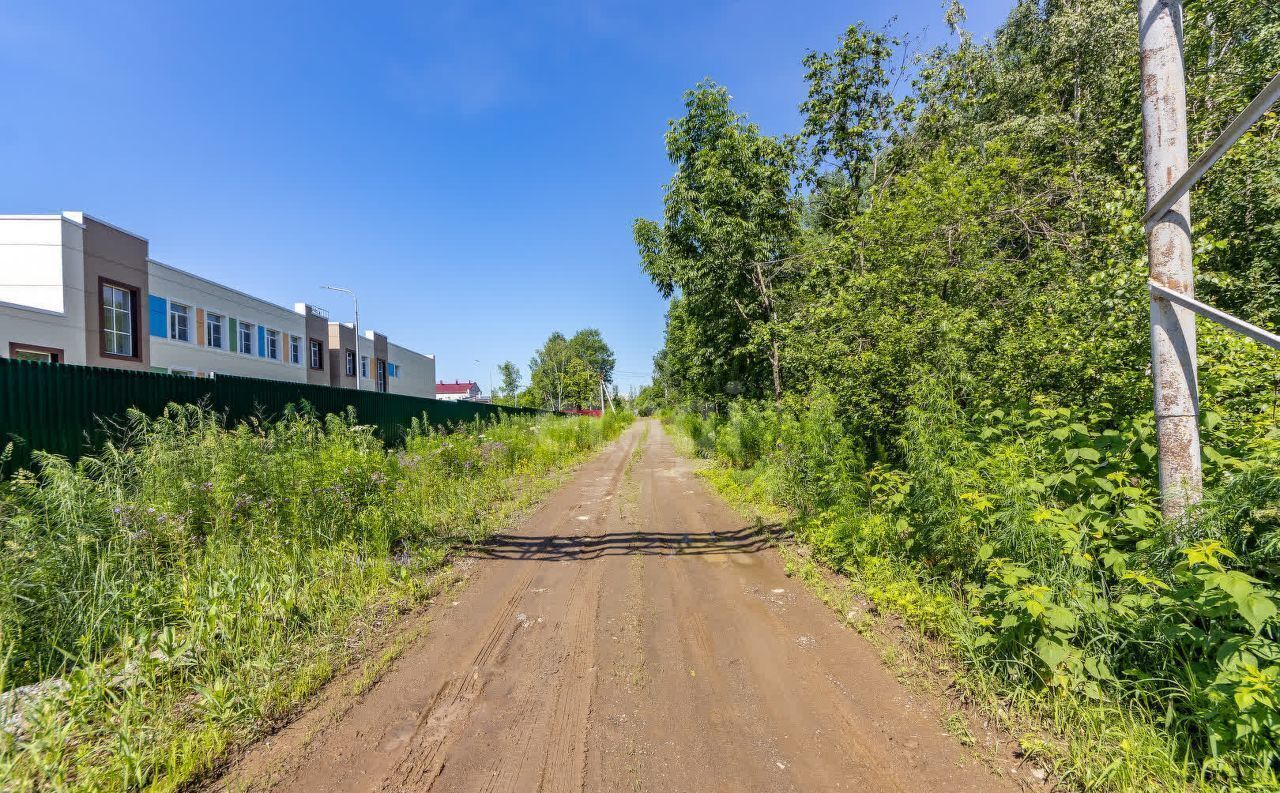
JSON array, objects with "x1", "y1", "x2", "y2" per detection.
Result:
[{"x1": 0, "y1": 358, "x2": 542, "y2": 472}]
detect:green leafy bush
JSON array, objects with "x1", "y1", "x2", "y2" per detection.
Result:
[{"x1": 671, "y1": 391, "x2": 1280, "y2": 788}]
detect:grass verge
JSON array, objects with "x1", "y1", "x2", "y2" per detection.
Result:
[
  {"x1": 664, "y1": 414, "x2": 1201, "y2": 793},
  {"x1": 0, "y1": 405, "x2": 632, "y2": 791}
]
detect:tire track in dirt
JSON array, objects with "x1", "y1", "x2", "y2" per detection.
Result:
[
  {"x1": 643, "y1": 443, "x2": 902, "y2": 792},
  {"x1": 426, "y1": 561, "x2": 592, "y2": 793},
  {"x1": 211, "y1": 421, "x2": 1029, "y2": 793},
  {"x1": 397, "y1": 428, "x2": 637, "y2": 793},
  {"x1": 380, "y1": 565, "x2": 538, "y2": 790},
  {"x1": 535, "y1": 565, "x2": 598, "y2": 793}
]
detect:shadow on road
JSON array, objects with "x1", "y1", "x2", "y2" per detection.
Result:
[{"x1": 468, "y1": 525, "x2": 782, "y2": 561}]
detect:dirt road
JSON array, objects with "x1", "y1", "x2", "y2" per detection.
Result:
[{"x1": 215, "y1": 420, "x2": 1022, "y2": 792}]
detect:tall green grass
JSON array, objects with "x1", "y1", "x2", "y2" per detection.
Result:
[
  {"x1": 0, "y1": 404, "x2": 631, "y2": 791},
  {"x1": 668, "y1": 393, "x2": 1280, "y2": 791}
]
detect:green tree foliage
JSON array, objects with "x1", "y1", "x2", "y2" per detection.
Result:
[
  {"x1": 643, "y1": 0, "x2": 1279, "y2": 451},
  {"x1": 634, "y1": 81, "x2": 800, "y2": 401},
  {"x1": 567, "y1": 328, "x2": 616, "y2": 384},
  {"x1": 496, "y1": 360, "x2": 522, "y2": 406},
  {"x1": 528, "y1": 330, "x2": 615, "y2": 410},
  {"x1": 1181, "y1": 1, "x2": 1280, "y2": 326},
  {"x1": 798, "y1": 21, "x2": 911, "y2": 221},
  {"x1": 642, "y1": 0, "x2": 1280, "y2": 785},
  {"x1": 633, "y1": 384, "x2": 664, "y2": 416}
]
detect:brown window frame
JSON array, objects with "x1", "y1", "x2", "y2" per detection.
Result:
[
  {"x1": 98, "y1": 277, "x2": 142, "y2": 361},
  {"x1": 308, "y1": 338, "x2": 325, "y2": 370},
  {"x1": 8, "y1": 342, "x2": 63, "y2": 363}
]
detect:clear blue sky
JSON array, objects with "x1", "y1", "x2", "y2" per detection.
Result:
[{"x1": 0, "y1": 1, "x2": 1012, "y2": 396}]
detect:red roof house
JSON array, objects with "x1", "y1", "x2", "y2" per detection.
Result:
[{"x1": 435, "y1": 380, "x2": 482, "y2": 401}]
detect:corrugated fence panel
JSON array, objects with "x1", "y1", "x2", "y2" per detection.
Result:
[{"x1": 0, "y1": 358, "x2": 543, "y2": 473}]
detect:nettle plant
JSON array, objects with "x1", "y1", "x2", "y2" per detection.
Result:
[
  {"x1": 1156, "y1": 540, "x2": 1280, "y2": 773},
  {"x1": 960, "y1": 403, "x2": 1280, "y2": 779}
]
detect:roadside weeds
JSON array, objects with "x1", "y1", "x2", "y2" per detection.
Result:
[
  {"x1": 0, "y1": 409, "x2": 633, "y2": 792},
  {"x1": 671, "y1": 431, "x2": 1183, "y2": 793}
]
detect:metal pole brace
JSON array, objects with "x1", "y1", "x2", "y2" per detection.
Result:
[
  {"x1": 1148, "y1": 280, "x2": 1280, "y2": 351},
  {"x1": 1142, "y1": 71, "x2": 1280, "y2": 230}
]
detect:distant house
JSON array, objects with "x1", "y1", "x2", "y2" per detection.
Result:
[{"x1": 435, "y1": 380, "x2": 481, "y2": 401}]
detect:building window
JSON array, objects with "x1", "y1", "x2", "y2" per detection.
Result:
[
  {"x1": 206, "y1": 313, "x2": 224, "y2": 349},
  {"x1": 309, "y1": 338, "x2": 324, "y2": 370},
  {"x1": 8, "y1": 343, "x2": 62, "y2": 363},
  {"x1": 387, "y1": 362, "x2": 398, "y2": 378},
  {"x1": 360, "y1": 355, "x2": 368, "y2": 379},
  {"x1": 169, "y1": 302, "x2": 190, "y2": 342},
  {"x1": 289, "y1": 335, "x2": 301, "y2": 364},
  {"x1": 238, "y1": 321, "x2": 254, "y2": 354},
  {"x1": 345, "y1": 349, "x2": 356, "y2": 376},
  {"x1": 265, "y1": 329, "x2": 280, "y2": 360},
  {"x1": 101, "y1": 281, "x2": 137, "y2": 358}
]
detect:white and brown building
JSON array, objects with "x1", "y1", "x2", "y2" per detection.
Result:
[{"x1": 0, "y1": 211, "x2": 436, "y2": 398}]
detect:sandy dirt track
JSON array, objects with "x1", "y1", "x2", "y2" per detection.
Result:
[{"x1": 213, "y1": 419, "x2": 1022, "y2": 793}]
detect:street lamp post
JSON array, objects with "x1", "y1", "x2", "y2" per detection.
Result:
[
  {"x1": 474, "y1": 359, "x2": 497, "y2": 402},
  {"x1": 321, "y1": 285, "x2": 359, "y2": 391}
]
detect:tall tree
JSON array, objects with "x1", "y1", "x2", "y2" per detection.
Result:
[
  {"x1": 529, "y1": 332, "x2": 572, "y2": 411},
  {"x1": 567, "y1": 328, "x2": 616, "y2": 385},
  {"x1": 529, "y1": 330, "x2": 616, "y2": 410},
  {"x1": 634, "y1": 80, "x2": 800, "y2": 402},
  {"x1": 497, "y1": 360, "x2": 522, "y2": 406},
  {"x1": 798, "y1": 21, "x2": 910, "y2": 221}
]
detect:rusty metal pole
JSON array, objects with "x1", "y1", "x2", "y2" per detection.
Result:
[{"x1": 1138, "y1": 0, "x2": 1202, "y2": 519}]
